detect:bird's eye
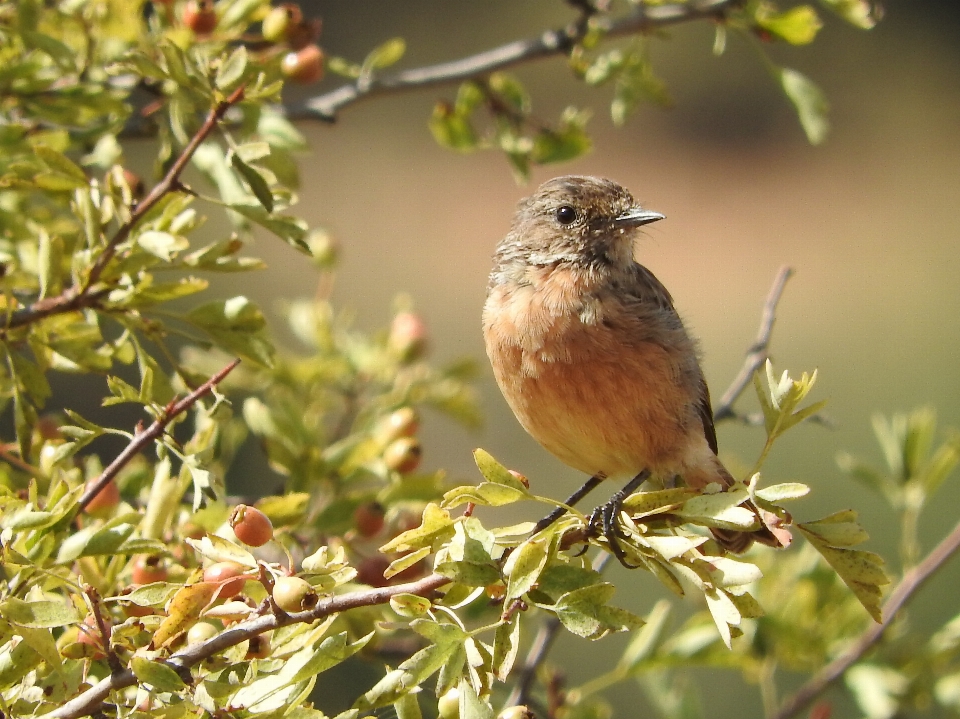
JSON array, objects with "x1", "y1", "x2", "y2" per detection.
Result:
[{"x1": 555, "y1": 205, "x2": 577, "y2": 225}]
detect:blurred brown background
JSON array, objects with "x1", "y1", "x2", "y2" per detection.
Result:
[{"x1": 183, "y1": 1, "x2": 960, "y2": 715}]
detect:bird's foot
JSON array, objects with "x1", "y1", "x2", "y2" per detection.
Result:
[{"x1": 584, "y1": 469, "x2": 651, "y2": 568}]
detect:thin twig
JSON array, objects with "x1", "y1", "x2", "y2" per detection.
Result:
[
  {"x1": 3, "y1": 86, "x2": 246, "y2": 333},
  {"x1": 305, "y1": 0, "x2": 742, "y2": 121},
  {"x1": 77, "y1": 358, "x2": 241, "y2": 512},
  {"x1": 772, "y1": 517, "x2": 960, "y2": 719},
  {"x1": 43, "y1": 572, "x2": 450, "y2": 719},
  {"x1": 713, "y1": 265, "x2": 794, "y2": 422}
]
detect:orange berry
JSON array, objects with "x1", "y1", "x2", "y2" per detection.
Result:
[
  {"x1": 383, "y1": 437, "x2": 422, "y2": 474},
  {"x1": 281, "y1": 44, "x2": 325, "y2": 84},
  {"x1": 203, "y1": 561, "x2": 248, "y2": 598},
  {"x1": 131, "y1": 555, "x2": 168, "y2": 585},
  {"x1": 353, "y1": 502, "x2": 386, "y2": 538},
  {"x1": 84, "y1": 479, "x2": 120, "y2": 517},
  {"x1": 229, "y1": 505, "x2": 273, "y2": 547},
  {"x1": 183, "y1": 0, "x2": 217, "y2": 34}
]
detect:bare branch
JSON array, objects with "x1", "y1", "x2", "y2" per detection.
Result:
[
  {"x1": 3, "y1": 86, "x2": 246, "y2": 333},
  {"x1": 713, "y1": 265, "x2": 794, "y2": 422},
  {"x1": 43, "y1": 573, "x2": 450, "y2": 719},
  {"x1": 773, "y1": 517, "x2": 960, "y2": 719},
  {"x1": 306, "y1": 0, "x2": 743, "y2": 121},
  {"x1": 78, "y1": 358, "x2": 241, "y2": 512}
]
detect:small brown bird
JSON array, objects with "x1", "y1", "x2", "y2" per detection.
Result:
[{"x1": 483, "y1": 175, "x2": 780, "y2": 560}]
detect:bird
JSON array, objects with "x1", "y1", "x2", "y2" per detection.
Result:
[{"x1": 482, "y1": 175, "x2": 782, "y2": 563}]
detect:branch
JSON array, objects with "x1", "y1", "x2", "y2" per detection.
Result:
[
  {"x1": 2, "y1": 86, "x2": 246, "y2": 333},
  {"x1": 77, "y1": 358, "x2": 241, "y2": 512},
  {"x1": 772, "y1": 517, "x2": 960, "y2": 719},
  {"x1": 43, "y1": 573, "x2": 450, "y2": 719},
  {"x1": 713, "y1": 265, "x2": 794, "y2": 423},
  {"x1": 305, "y1": 0, "x2": 743, "y2": 121}
]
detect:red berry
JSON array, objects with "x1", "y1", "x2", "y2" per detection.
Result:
[
  {"x1": 383, "y1": 437, "x2": 422, "y2": 474},
  {"x1": 203, "y1": 561, "x2": 248, "y2": 598},
  {"x1": 353, "y1": 502, "x2": 386, "y2": 538},
  {"x1": 84, "y1": 479, "x2": 120, "y2": 517},
  {"x1": 356, "y1": 555, "x2": 390, "y2": 588},
  {"x1": 281, "y1": 44, "x2": 325, "y2": 84},
  {"x1": 229, "y1": 505, "x2": 274, "y2": 547},
  {"x1": 183, "y1": 0, "x2": 217, "y2": 34},
  {"x1": 131, "y1": 555, "x2": 168, "y2": 585}
]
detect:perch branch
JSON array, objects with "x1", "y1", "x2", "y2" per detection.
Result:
[
  {"x1": 43, "y1": 572, "x2": 451, "y2": 719},
  {"x1": 772, "y1": 517, "x2": 960, "y2": 719},
  {"x1": 77, "y1": 358, "x2": 241, "y2": 512},
  {"x1": 2, "y1": 86, "x2": 246, "y2": 333},
  {"x1": 713, "y1": 265, "x2": 794, "y2": 422},
  {"x1": 305, "y1": 0, "x2": 743, "y2": 121}
]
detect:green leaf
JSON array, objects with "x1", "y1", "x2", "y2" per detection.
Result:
[
  {"x1": 429, "y1": 103, "x2": 478, "y2": 153},
  {"x1": 34, "y1": 144, "x2": 87, "y2": 183},
  {"x1": 390, "y1": 594, "x2": 432, "y2": 618},
  {"x1": 216, "y1": 46, "x2": 248, "y2": 91},
  {"x1": 228, "y1": 204, "x2": 309, "y2": 253},
  {"x1": 818, "y1": 0, "x2": 880, "y2": 29},
  {"x1": 131, "y1": 657, "x2": 187, "y2": 692},
  {"x1": 136, "y1": 230, "x2": 189, "y2": 261},
  {"x1": 458, "y1": 679, "x2": 495, "y2": 719},
  {"x1": 364, "y1": 37, "x2": 406, "y2": 70},
  {"x1": 231, "y1": 154, "x2": 274, "y2": 213},
  {"x1": 489, "y1": 73, "x2": 530, "y2": 115},
  {"x1": 128, "y1": 277, "x2": 210, "y2": 306},
  {"x1": 0, "y1": 597, "x2": 79, "y2": 628},
  {"x1": 799, "y1": 511, "x2": 890, "y2": 622},
  {"x1": 503, "y1": 536, "x2": 550, "y2": 601},
  {"x1": 755, "y1": 482, "x2": 810, "y2": 502},
  {"x1": 618, "y1": 600, "x2": 672, "y2": 674},
  {"x1": 756, "y1": 4, "x2": 823, "y2": 45},
  {"x1": 380, "y1": 503, "x2": 455, "y2": 553},
  {"x1": 779, "y1": 67, "x2": 829, "y2": 145},
  {"x1": 492, "y1": 615, "x2": 520, "y2": 681},
  {"x1": 186, "y1": 296, "x2": 275, "y2": 366},
  {"x1": 553, "y1": 583, "x2": 643, "y2": 639}
]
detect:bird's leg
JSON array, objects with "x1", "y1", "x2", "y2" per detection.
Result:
[
  {"x1": 587, "y1": 469, "x2": 651, "y2": 568},
  {"x1": 532, "y1": 473, "x2": 606, "y2": 535}
]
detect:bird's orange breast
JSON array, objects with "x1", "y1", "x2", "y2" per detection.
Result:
[{"x1": 483, "y1": 265, "x2": 696, "y2": 479}]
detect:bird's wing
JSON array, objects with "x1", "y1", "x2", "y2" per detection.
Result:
[{"x1": 634, "y1": 263, "x2": 719, "y2": 456}]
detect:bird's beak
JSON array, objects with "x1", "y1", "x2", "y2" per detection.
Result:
[{"x1": 615, "y1": 207, "x2": 665, "y2": 227}]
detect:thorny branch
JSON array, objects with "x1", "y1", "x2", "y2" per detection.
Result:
[
  {"x1": 773, "y1": 517, "x2": 960, "y2": 719},
  {"x1": 77, "y1": 358, "x2": 241, "y2": 512},
  {"x1": 305, "y1": 0, "x2": 743, "y2": 121},
  {"x1": 2, "y1": 86, "x2": 246, "y2": 333},
  {"x1": 42, "y1": 573, "x2": 451, "y2": 719}
]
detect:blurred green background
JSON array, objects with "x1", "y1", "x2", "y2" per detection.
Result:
[{"x1": 138, "y1": 1, "x2": 960, "y2": 714}]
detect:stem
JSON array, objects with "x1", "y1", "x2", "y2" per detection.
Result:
[
  {"x1": 3, "y1": 87, "x2": 246, "y2": 332},
  {"x1": 772, "y1": 517, "x2": 960, "y2": 719},
  {"x1": 305, "y1": 0, "x2": 743, "y2": 121},
  {"x1": 714, "y1": 266, "x2": 794, "y2": 423},
  {"x1": 78, "y1": 358, "x2": 241, "y2": 512}
]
